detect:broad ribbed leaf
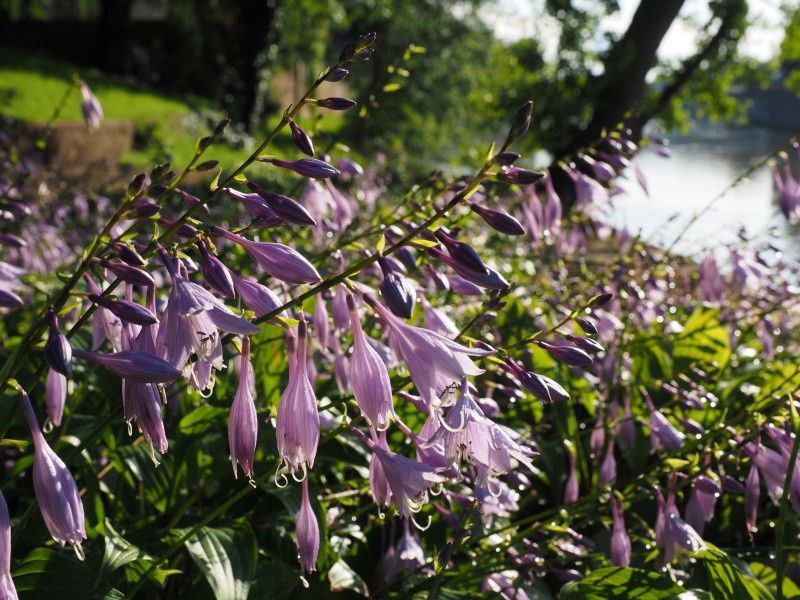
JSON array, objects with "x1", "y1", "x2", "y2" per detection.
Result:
[
  {"x1": 96, "y1": 519, "x2": 147, "y2": 585},
  {"x1": 175, "y1": 524, "x2": 257, "y2": 600},
  {"x1": 12, "y1": 547, "x2": 123, "y2": 599},
  {"x1": 559, "y1": 567, "x2": 683, "y2": 599}
]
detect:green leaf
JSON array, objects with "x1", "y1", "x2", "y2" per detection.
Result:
[
  {"x1": 209, "y1": 168, "x2": 223, "y2": 191},
  {"x1": 749, "y1": 562, "x2": 800, "y2": 598},
  {"x1": 97, "y1": 519, "x2": 147, "y2": 585},
  {"x1": 672, "y1": 307, "x2": 730, "y2": 366},
  {"x1": 696, "y1": 544, "x2": 774, "y2": 600},
  {"x1": 12, "y1": 547, "x2": 123, "y2": 599},
  {"x1": 178, "y1": 405, "x2": 228, "y2": 436},
  {"x1": 249, "y1": 560, "x2": 300, "y2": 600},
  {"x1": 328, "y1": 559, "x2": 369, "y2": 595},
  {"x1": 376, "y1": 233, "x2": 386, "y2": 254},
  {"x1": 175, "y1": 524, "x2": 257, "y2": 600},
  {"x1": 559, "y1": 567, "x2": 683, "y2": 599}
]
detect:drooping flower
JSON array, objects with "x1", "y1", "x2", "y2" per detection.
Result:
[
  {"x1": 369, "y1": 430, "x2": 392, "y2": 511},
  {"x1": 18, "y1": 386, "x2": 86, "y2": 556},
  {"x1": 197, "y1": 240, "x2": 235, "y2": 298},
  {"x1": 685, "y1": 475, "x2": 720, "y2": 536},
  {"x1": 276, "y1": 320, "x2": 320, "y2": 478},
  {"x1": 370, "y1": 444, "x2": 446, "y2": 520},
  {"x1": 229, "y1": 337, "x2": 258, "y2": 480},
  {"x1": 44, "y1": 308, "x2": 72, "y2": 376},
  {"x1": 79, "y1": 80, "x2": 103, "y2": 131},
  {"x1": 348, "y1": 293, "x2": 394, "y2": 430},
  {"x1": 645, "y1": 393, "x2": 685, "y2": 452},
  {"x1": 296, "y1": 477, "x2": 320, "y2": 574},
  {"x1": 0, "y1": 490, "x2": 18, "y2": 599},
  {"x1": 45, "y1": 367, "x2": 67, "y2": 428},
  {"x1": 610, "y1": 496, "x2": 631, "y2": 568},
  {"x1": 366, "y1": 294, "x2": 492, "y2": 410},
  {"x1": 654, "y1": 481, "x2": 704, "y2": 564}
]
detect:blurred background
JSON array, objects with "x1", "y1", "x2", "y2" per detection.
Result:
[{"x1": 1, "y1": 0, "x2": 799, "y2": 254}]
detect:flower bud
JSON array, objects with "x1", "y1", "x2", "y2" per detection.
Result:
[
  {"x1": 353, "y1": 47, "x2": 375, "y2": 61},
  {"x1": 0, "y1": 489, "x2": 17, "y2": 598},
  {"x1": 289, "y1": 119, "x2": 315, "y2": 157},
  {"x1": 88, "y1": 294, "x2": 158, "y2": 326},
  {"x1": 72, "y1": 348, "x2": 182, "y2": 383},
  {"x1": 496, "y1": 167, "x2": 544, "y2": 185},
  {"x1": 339, "y1": 43, "x2": 356, "y2": 63},
  {"x1": 536, "y1": 341, "x2": 593, "y2": 367},
  {"x1": 127, "y1": 172, "x2": 147, "y2": 198},
  {"x1": 296, "y1": 478, "x2": 320, "y2": 574},
  {"x1": 469, "y1": 203, "x2": 526, "y2": 236},
  {"x1": 314, "y1": 97, "x2": 357, "y2": 111},
  {"x1": 357, "y1": 32, "x2": 377, "y2": 49},
  {"x1": 565, "y1": 334, "x2": 604, "y2": 354},
  {"x1": 325, "y1": 67, "x2": 349, "y2": 82},
  {"x1": 112, "y1": 242, "x2": 147, "y2": 266},
  {"x1": 197, "y1": 240, "x2": 235, "y2": 298},
  {"x1": 259, "y1": 157, "x2": 340, "y2": 179},
  {"x1": 102, "y1": 260, "x2": 155, "y2": 287},
  {"x1": 0, "y1": 289, "x2": 23, "y2": 309},
  {"x1": 493, "y1": 152, "x2": 520, "y2": 166},
  {"x1": 589, "y1": 292, "x2": 614, "y2": 307},
  {"x1": 44, "y1": 308, "x2": 72, "y2": 376},
  {"x1": 508, "y1": 101, "x2": 532, "y2": 142},
  {"x1": 46, "y1": 367, "x2": 68, "y2": 427},
  {"x1": 379, "y1": 259, "x2": 416, "y2": 319},
  {"x1": 575, "y1": 316, "x2": 597, "y2": 335},
  {"x1": 245, "y1": 181, "x2": 316, "y2": 226}
]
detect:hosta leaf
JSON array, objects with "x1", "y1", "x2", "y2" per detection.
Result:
[
  {"x1": 96, "y1": 519, "x2": 148, "y2": 585},
  {"x1": 559, "y1": 567, "x2": 683, "y2": 599}
]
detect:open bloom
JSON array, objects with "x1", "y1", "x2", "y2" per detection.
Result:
[
  {"x1": 276, "y1": 320, "x2": 320, "y2": 478},
  {"x1": 655, "y1": 481, "x2": 704, "y2": 564},
  {"x1": 229, "y1": 337, "x2": 258, "y2": 480},
  {"x1": 370, "y1": 443, "x2": 446, "y2": 519},
  {"x1": 366, "y1": 294, "x2": 492, "y2": 410},
  {"x1": 19, "y1": 386, "x2": 86, "y2": 556}
]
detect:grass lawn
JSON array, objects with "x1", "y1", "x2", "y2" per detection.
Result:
[{"x1": 0, "y1": 47, "x2": 309, "y2": 172}]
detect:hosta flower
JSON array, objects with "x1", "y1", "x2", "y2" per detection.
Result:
[
  {"x1": 228, "y1": 337, "x2": 258, "y2": 480},
  {"x1": 45, "y1": 367, "x2": 67, "y2": 427},
  {"x1": 370, "y1": 443, "x2": 446, "y2": 519},
  {"x1": 44, "y1": 308, "x2": 72, "y2": 376},
  {"x1": 19, "y1": 386, "x2": 86, "y2": 556},
  {"x1": 610, "y1": 496, "x2": 631, "y2": 568},
  {"x1": 79, "y1": 80, "x2": 103, "y2": 131},
  {"x1": 655, "y1": 482, "x2": 704, "y2": 564},
  {"x1": 289, "y1": 118, "x2": 315, "y2": 157},
  {"x1": 296, "y1": 478, "x2": 320, "y2": 574},
  {"x1": 645, "y1": 394, "x2": 685, "y2": 452},
  {"x1": 366, "y1": 294, "x2": 492, "y2": 410},
  {"x1": 276, "y1": 320, "x2": 320, "y2": 478},
  {"x1": 685, "y1": 475, "x2": 720, "y2": 536},
  {"x1": 0, "y1": 491, "x2": 17, "y2": 599},
  {"x1": 229, "y1": 271, "x2": 283, "y2": 318},
  {"x1": 369, "y1": 430, "x2": 392, "y2": 511},
  {"x1": 347, "y1": 293, "x2": 394, "y2": 430},
  {"x1": 73, "y1": 348, "x2": 182, "y2": 384},
  {"x1": 212, "y1": 227, "x2": 321, "y2": 285},
  {"x1": 157, "y1": 249, "x2": 260, "y2": 371}
]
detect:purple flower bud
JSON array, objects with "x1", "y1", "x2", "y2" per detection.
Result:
[
  {"x1": 88, "y1": 294, "x2": 158, "y2": 326},
  {"x1": 430, "y1": 249, "x2": 510, "y2": 290},
  {"x1": 222, "y1": 188, "x2": 284, "y2": 226},
  {"x1": 379, "y1": 259, "x2": 416, "y2": 319},
  {"x1": 357, "y1": 32, "x2": 377, "y2": 48},
  {"x1": 348, "y1": 294, "x2": 394, "y2": 430},
  {"x1": 127, "y1": 172, "x2": 147, "y2": 198},
  {"x1": 0, "y1": 490, "x2": 17, "y2": 598},
  {"x1": 72, "y1": 348, "x2": 182, "y2": 383},
  {"x1": 434, "y1": 230, "x2": 487, "y2": 275},
  {"x1": 507, "y1": 360, "x2": 570, "y2": 404},
  {"x1": 493, "y1": 152, "x2": 520, "y2": 166},
  {"x1": 469, "y1": 203, "x2": 526, "y2": 236},
  {"x1": 289, "y1": 119, "x2": 315, "y2": 157},
  {"x1": 496, "y1": 167, "x2": 544, "y2": 185},
  {"x1": 589, "y1": 292, "x2": 614, "y2": 307},
  {"x1": 313, "y1": 296, "x2": 330, "y2": 350},
  {"x1": 197, "y1": 241, "x2": 236, "y2": 298},
  {"x1": 509, "y1": 101, "x2": 532, "y2": 142},
  {"x1": 112, "y1": 242, "x2": 147, "y2": 267},
  {"x1": 229, "y1": 271, "x2": 283, "y2": 318},
  {"x1": 610, "y1": 497, "x2": 631, "y2": 568},
  {"x1": 102, "y1": 260, "x2": 156, "y2": 287},
  {"x1": 677, "y1": 417, "x2": 705, "y2": 436},
  {"x1": 353, "y1": 47, "x2": 375, "y2": 60},
  {"x1": 599, "y1": 441, "x2": 617, "y2": 487},
  {"x1": 177, "y1": 189, "x2": 210, "y2": 214},
  {"x1": 314, "y1": 97, "x2": 357, "y2": 111},
  {"x1": 158, "y1": 218, "x2": 197, "y2": 240},
  {"x1": 564, "y1": 448, "x2": 579, "y2": 504},
  {"x1": 645, "y1": 394, "x2": 685, "y2": 452},
  {"x1": 46, "y1": 367, "x2": 68, "y2": 427},
  {"x1": 126, "y1": 199, "x2": 160, "y2": 219},
  {"x1": 229, "y1": 337, "x2": 257, "y2": 480},
  {"x1": 258, "y1": 157, "x2": 340, "y2": 179},
  {"x1": 296, "y1": 478, "x2": 320, "y2": 574},
  {"x1": 575, "y1": 317, "x2": 597, "y2": 335},
  {"x1": 194, "y1": 160, "x2": 219, "y2": 171},
  {"x1": 339, "y1": 43, "x2": 356, "y2": 63},
  {"x1": 536, "y1": 341, "x2": 593, "y2": 367},
  {"x1": 0, "y1": 233, "x2": 26, "y2": 248},
  {"x1": 19, "y1": 386, "x2": 86, "y2": 554},
  {"x1": 245, "y1": 181, "x2": 316, "y2": 226},
  {"x1": 445, "y1": 274, "x2": 483, "y2": 296},
  {"x1": 332, "y1": 285, "x2": 350, "y2": 332},
  {"x1": 44, "y1": 309, "x2": 72, "y2": 376},
  {"x1": 565, "y1": 334, "x2": 604, "y2": 354},
  {"x1": 212, "y1": 228, "x2": 321, "y2": 285},
  {"x1": 325, "y1": 67, "x2": 349, "y2": 82},
  {"x1": 331, "y1": 157, "x2": 364, "y2": 177}
]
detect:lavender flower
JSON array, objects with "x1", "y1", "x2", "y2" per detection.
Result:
[
  {"x1": 102, "y1": 260, "x2": 156, "y2": 288},
  {"x1": 655, "y1": 485, "x2": 704, "y2": 564},
  {"x1": 366, "y1": 294, "x2": 492, "y2": 410},
  {"x1": 348, "y1": 294, "x2": 394, "y2": 430},
  {"x1": 313, "y1": 296, "x2": 330, "y2": 350},
  {"x1": 370, "y1": 443, "x2": 446, "y2": 519},
  {"x1": 536, "y1": 341, "x2": 592, "y2": 368},
  {"x1": 45, "y1": 367, "x2": 67, "y2": 427},
  {"x1": 258, "y1": 157, "x2": 340, "y2": 179},
  {"x1": 198, "y1": 240, "x2": 235, "y2": 298},
  {"x1": 685, "y1": 475, "x2": 720, "y2": 536},
  {"x1": 564, "y1": 444, "x2": 579, "y2": 504},
  {"x1": 212, "y1": 228, "x2": 321, "y2": 285},
  {"x1": 610, "y1": 496, "x2": 631, "y2": 568},
  {"x1": 469, "y1": 203, "x2": 526, "y2": 236},
  {"x1": 496, "y1": 167, "x2": 544, "y2": 185},
  {"x1": 296, "y1": 478, "x2": 320, "y2": 574},
  {"x1": 429, "y1": 248, "x2": 510, "y2": 290},
  {"x1": 745, "y1": 463, "x2": 760, "y2": 532},
  {"x1": 369, "y1": 431, "x2": 392, "y2": 511},
  {"x1": 222, "y1": 188, "x2": 284, "y2": 226},
  {"x1": 44, "y1": 308, "x2": 72, "y2": 376},
  {"x1": 229, "y1": 337, "x2": 257, "y2": 480},
  {"x1": 229, "y1": 271, "x2": 283, "y2": 318},
  {"x1": 379, "y1": 258, "x2": 416, "y2": 319},
  {"x1": 19, "y1": 386, "x2": 86, "y2": 556},
  {"x1": 0, "y1": 491, "x2": 17, "y2": 599},
  {"x1": 73, "y1": 348, "x2": 182, "y2": 384},
  {"x1": 88, "y1": 294, "x2": 158, "y2": 326},
  {"x1": 276, "y1": 320, "x2": 320, "y2": 478},
  {"x1": 79, "y1": 81, "x2": 103, "y2": 131},
  {"x1": 645, "y1": 394, "x2": 685, "y2": 452},
  {"x1": 245, "y1": 181, "x2": 317, "y2": 226}
]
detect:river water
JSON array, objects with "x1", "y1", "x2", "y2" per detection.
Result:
[{"x1": 608, "y1": 123, "x2": 799, "y2": 261}]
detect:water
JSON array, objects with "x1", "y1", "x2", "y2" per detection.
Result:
[{"x1": 608, "y1": 123, "x2": 799, "y2": 260}]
